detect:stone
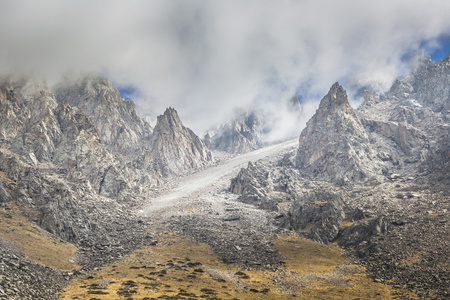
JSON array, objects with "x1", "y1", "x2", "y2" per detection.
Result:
[
  {"x1": 295, "y1": 83, "x2": 382, "y2": 185},
  {"x1": 224, "y1": 215, "x2": 240, "y2": 221},
  {"x1": 54, "y1": 74, "x2": 153, "y2": 156},
  {"x1": 150, "y1": 107, "x2": 214, "y2": 177}
]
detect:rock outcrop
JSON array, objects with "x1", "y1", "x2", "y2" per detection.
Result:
[
  {"x1": 205, "y1": 110, "x2": 265, "y2": 154},
  {"x1": 150, "y1": 107, "x2": 214, "y2": 177},
  {"x1": 407, "y1": 51, "x2": 450, "y2": 114},
  {"x1": 55, "y1": 74, "x2": 153, "y2": 156},
  {"x1": 206, "y1": 95, "x2": 303, "y2": 154},
  {"x1": 280, "y1": 191, "x2": 345, "y2": 244},
  {"x1": 295, "y1": 83, "x2": 381, "y2": 185}
]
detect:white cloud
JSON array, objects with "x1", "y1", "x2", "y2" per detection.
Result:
[{"x1": 1, "y1": 0, "x2": 450, "y2": 134}]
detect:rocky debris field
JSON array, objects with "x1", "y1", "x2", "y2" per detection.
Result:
[
  {"x1": 346, "y1": 183, "x2": 450, "y2": 299},
  {"x1": 229, "y1": 147, "x2": 450, "y2": 299},
  {"x1": 0, "y1": 237, "x2": 69, "y2": 299},
  {"x1": 168, "y1": 195, "x2": 284, "y2": 268}
]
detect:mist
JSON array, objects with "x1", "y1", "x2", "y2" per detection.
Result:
[{"x1": 1, "y1": 0, "x2": 450, "y2": 135}]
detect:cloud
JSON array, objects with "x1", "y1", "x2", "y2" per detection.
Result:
[{"x1": 1, "y1": 0, "x2": 450, "y2": 134}]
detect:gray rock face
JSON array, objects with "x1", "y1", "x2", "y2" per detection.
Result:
[
  {"x1": 0, "y1": 150, "x2": 92, "y2": 243},
  {"x1": 0, "y1": 76, "x2": 61, "y2": 163},
  {"x1": 230, "y1": 161, "x2": 271, "y2": 207},
  {"x1": 281, "y1": 191, "x2": 345, "y2": 244},
  {"x1": 53, "y1": 102, "x2": 131, "y2": 197},
  {"x1": 206, "y1": 95, "x2": 302, "y2": 154},
  {"x1": 295, "y1": 83, "x2": 381, "y2": 185},
  {"x1": 150, "y1": 107, "x2": 214, "y2": 177},
  {"x1": 407, "y1": 51, "x2": 450, "y2": 114},
  {"x1": 205, "y1": 110, "x2": 265, "y2": 154},
  {"x1": 422, "y1": 124, "x2": 450, "y2": 175},
  {"x1": 358, "y1": 52, "x2": 450, "y2": 180},
  {"x1": 55, "y1": 74, "x2": 153, "y2": 156},
  {"x1": 0, "y1": 76, "x2": 130, "y2": 198},
  {"x1": 337, "y1": 216, "x2": 390, "y2": 248}
]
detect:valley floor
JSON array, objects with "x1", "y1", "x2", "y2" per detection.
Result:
[
  {"x1": 57, "y1": 140, "x2": 417, "y2": 299},
  {"x1": 2, "y1": 139, "x2": 447, "y2": 299}
]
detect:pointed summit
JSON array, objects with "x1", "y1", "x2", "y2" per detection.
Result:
[
  {"x1": 151, "y1": 107, "x2": 213, "y2": 176},
  {"x1": 55, "y1": 74, "x2": 153, "y2": 156},
  {"x1": 317, "y1": 82, "x2": 350, "y2": 112},
  {"x1": 296, "y1": 83, "x2": 380, "y2": 185},
  {"x1": 155, "y1": 107, "x2": 185, "y2": 133}
]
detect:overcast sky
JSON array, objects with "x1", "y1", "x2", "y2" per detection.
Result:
[{"x1": 1, "y1": 0, "x2": 450, "y2": 134}]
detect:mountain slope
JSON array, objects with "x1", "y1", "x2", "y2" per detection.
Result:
[
  {"x1": 150, "y1": 107, "x2": 214, "y2": 177},
  {"x1": 55, "y1": 74, "x2": 153, "y2": 156},
  {"x1": 296, "y1": 82, "x2": 382, "y2": 185}
]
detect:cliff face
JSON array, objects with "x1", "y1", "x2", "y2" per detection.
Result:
[
  {"x1": 54, "y1": 74, "x2": 153, "y2": 156},
  {"x1": 206, "y1": 95, "x2": 303, "y2": 154},
  {"x1": 6, "y1": 76, "x2": 133, "y2": 195},
  {"x1": 358, "y1": 51, "x2": 450, "y2": 179},
  {"x1": 205, "y1": 110, "x2": 265, "y2": 154},
  {"x1": 150, "y1": 108, "x2": 214, "y2": 177},
  {"x1": 0, "y1": 75, "x2": 217, "y2": 250},
  {"x1": 407, "y1": 51, "x2": 450, "y2": 114},
  {"x1": 295, "y1": 83, "x2": 382, "y2": 185}
]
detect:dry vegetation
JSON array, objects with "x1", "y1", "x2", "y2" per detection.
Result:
[
  {"x1": 59, "y1": 232, "x2": 415, "y2": 299},
  {"x1": 0, "y1": 203, "x2": 80, "y2": 271}
]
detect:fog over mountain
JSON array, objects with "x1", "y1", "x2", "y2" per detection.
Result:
[{"x1": 1, "y1": 1, "x2": 450, "y2": 133}]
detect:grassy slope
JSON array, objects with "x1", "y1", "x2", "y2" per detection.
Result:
[
  {"x1": 0, "y1": 171, "x2": 79, "y2": 271},
  {"x1": 60, "y1": 232, "x2": 416, "y2": 300}
]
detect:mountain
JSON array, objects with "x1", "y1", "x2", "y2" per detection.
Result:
[
  {"x1": 205, "y1": 95, "x2": 303, "y2": 154},
  {"x1": 54, "y1": 74, "x2": 153, "y2": 156},
  {"x1": 229, "y1": 52, "x2": 450, "y2": 298},
  {"x1": 0, "y1": 74, "x2": 219, "y2": 298},
  {"x1": 204, "y1": 109, "x2": 265, "y2": 154},
  {"x1": 151, "y1": 107, "x2": 214, "y2": 177},
  {"x1": 1, "y1": 51, "x2": 449, "y2": 299},
  {"x1": 296, "y1": 82, "x2": 382, "y2": 185},
  {"x1": 406, "y1": 51, "x2": 450, "y2": 114}
]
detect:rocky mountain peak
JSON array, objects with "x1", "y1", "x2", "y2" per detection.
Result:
[
  {"x1": 205, "y1": 94, "x2": 303, "y2": 154},
  {"x1": 405, "y1": 50, "x2": 432, "y2": 78},
  {"x1": 316, "y1": 82, "x2": 352, "y2": 115},
  {"x1": 296, "y1": 83, "x2": 381, "y2": 185},
  {"x1": 156, "y1": 107, "x2": 184, "y2": 132},
  {"x1": 402, "y1": 51, "x2": 450, "y2": 114},
  {"x1": 205, "y1": 109, "x2": 265, "y2": 154},
  {"x1": 151, "y1": 107, "x2": 213, "y2": 177},
  {"x1": 54, "y1": 74, "x2": 153, "y2": 156}
]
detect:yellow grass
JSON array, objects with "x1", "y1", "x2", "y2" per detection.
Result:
[
  {"x1": 0, "y1": 203, "x2": 80, "y2": 271},
  {"x1": 403, "y1": 251, "x2": 421, "y2": 265},
  {"x1": 60, "y1": 232, "x2": 414, "y2": 299}
]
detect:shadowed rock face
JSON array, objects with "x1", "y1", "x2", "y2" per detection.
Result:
[
  {"x1": 295, "y1": 83, "x2": 381, "y2": 185},
  {"x1": 151, "y1": 107, "x2": 214, "y2": 177},
  {"x1": 281, "y1": 191, "x2": 346, "y2": 244}
]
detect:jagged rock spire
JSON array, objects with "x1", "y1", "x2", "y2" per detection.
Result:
[
  {"x1": 151, "y1": 107, "x2": 213, "y2": 176},
  {"x1": 54, "y1": 74, "x2": 153, "y2": 156},
  {"x1": 296, "y1": 83, "x2": 380, "y2": 185}
]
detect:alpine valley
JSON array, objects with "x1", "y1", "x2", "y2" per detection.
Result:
[{"x1": 0, "y1": 51, "x2": 449, "y2": 300}]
